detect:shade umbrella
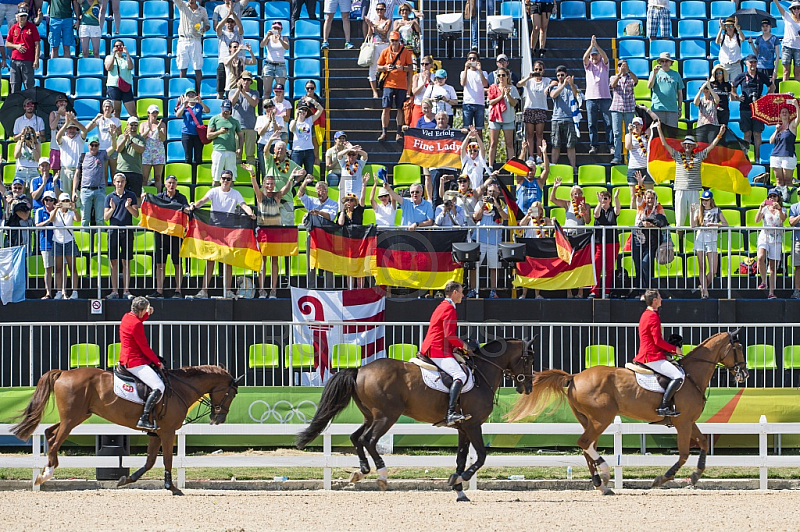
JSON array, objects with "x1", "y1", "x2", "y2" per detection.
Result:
[
  {"x1": 733, "y1": 9, "x2": 776, "y2": 32},
  {"x1": 751, "y1": 93, "x2": 798, "y2": 125},
  {"x1": 0, "y1": 87, "x2": 73, "y2": 140}
]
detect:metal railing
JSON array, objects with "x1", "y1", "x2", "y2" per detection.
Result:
[
  {"x1": 0, "y1": 415, "x2": 795, "y2": 491},
  {"x1": 3, "y1": 223, "x2": 800, "y2": 299},
  {"x1": 0, "y1": 320, "x2": 796, "y2": 388}
]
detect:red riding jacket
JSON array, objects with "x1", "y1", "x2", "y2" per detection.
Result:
[
  {"x1": 420, "y1": 299, "x2": 465, "y2": 359},
  {"x1": 634, "y1": 308, "x2": 677, "y2": 364},
  {"x1": 118, "y1": 312, "x2": 161, "y2": 368}
]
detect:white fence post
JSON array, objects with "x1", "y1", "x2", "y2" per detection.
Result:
[
  {"x1": 613, "y1": 415, "x2": 623, "y2": 490},
  {"x1": 177, "y1": 431, "x2": 186, "y2": 489},
  {"x1": 323, "y1": 430, "x2": 332, "y2": 490},
  {"x1": 31, "y1": 432, "x2": 40, "y2": 491},
  {"x1": 759, "y1": 414, "x2": 768, "y2": 490}
]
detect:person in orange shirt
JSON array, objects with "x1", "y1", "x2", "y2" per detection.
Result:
[{"x1": 376, "y1": 30, "x2": 413, "y2": 142}]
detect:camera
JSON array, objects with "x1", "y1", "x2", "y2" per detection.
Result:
[
  {"x1": 444, "y1": 199, "x2": 453, "y2": 208},
  {"x1": 435, "y1": 95, "x2": 444, "y2": 101},
  {"x1": 469, "y1": 61, "x2": 477, "y2": 68},
  {"x1": 24, "y1": 133, "x2": 32, "y2": 141},
  {"x1": 483, "y1": 196, "x2": 493, "y2": 204}
]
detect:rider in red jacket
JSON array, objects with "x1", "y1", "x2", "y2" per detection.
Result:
[
  {"x1": 119, "y1": 297, "x2": 164, "y2": 431},
  {"x1": 420, "y1": 281, "x2": 469, "y2": 426},
  {"x1": 634, "y1": 289, "x2": 684, "y2": 417}
]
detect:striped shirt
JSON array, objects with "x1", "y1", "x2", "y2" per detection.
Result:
[
  {"x1": 671, "y1": 147, "x2": 710, "y2": 190},
  {"x1": 610, "y1": 73, "x2": 636, "y2": 113}
]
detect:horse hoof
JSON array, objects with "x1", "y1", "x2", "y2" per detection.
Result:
[
  {"x1": 690, "y1": 472, "x2": 701, "y2": 486},
  {"x1": 447, "y1": 474, "x2": 464, "y2": 487},
  {"x1": 651, "y1": 476, "x2": 666, "y2": 488},
  {"x1": 601, "y1": 487, "x2": 615, "y2": 496},
  {"x1": 171, "y1": 489, "x2": 184, "y2": 496},
  {"x1": 377, "y1": 478, "x2": 388, "y2": 492},
  {"x1": 349, "y1": 471, "x2": 364, "y2": 484},
  {"x1": 456, "y1": 494, "x2": 470, "y2": 502},
  {"x1": 116, "y1": 476, "x2": 129, "y2": 487},
  {"x1": 34, "y1": 475, "x2": 44, "y2": 486}
]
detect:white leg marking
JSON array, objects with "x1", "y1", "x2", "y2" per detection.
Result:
[
  {"x1": 41, "y1": 466, "x2": 54, "y2": 482},
  {"x1": 377, "y1": 467, "x2": 388, "y2": 480},
  {"x1": 586, "y1": 443, "x2": 600, "y2": 461}
]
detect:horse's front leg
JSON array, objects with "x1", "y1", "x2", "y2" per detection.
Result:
[
  {"x1": 160, "y1": 430, "x2": 183, "y2": 495},
  {"x1": 447, "y1": 429, "x2": 471, "y2": 502},
  {"x1": 652, "y1": 423, "x2": 691, "y2": 488},
  {"x1": 689, "y1": 423, "x2": 709, "y2": 486},
  {"x1": 118, "y1": 434, "x2": 160, "y2": 487},
  {"x1": 457, "y1": 424, "x2": 487, "y2": 485}
]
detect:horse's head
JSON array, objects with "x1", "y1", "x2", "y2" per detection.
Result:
[
  {"x1": 208, "y1": 371, "x2": 243, "y2": 425},
  {"x1": 477, "y1": 338, "x2": 535, "y2": 394},
  {"x1": 721, "y1": 328, "x2": 749, "y2": 384}
]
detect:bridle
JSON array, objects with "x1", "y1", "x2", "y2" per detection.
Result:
[
  {"x1": 468, "y1": 340, "x2": 536, "y2": 385},
  {"x1": 686, "y1": 329, "x2": 748, "y2": 382},
  {"x1": 170, "y1": 373, "x2": 241, "y2": 424}
]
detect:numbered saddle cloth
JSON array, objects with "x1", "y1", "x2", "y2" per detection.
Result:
[
  {"x1": 419, "y1": 365, "x2": 475, "y2": 394},
  {"x1": 625, "y1": 362, "x2": 668, "y2": 393},
  {"x1": 112, "y1": 366, "x2": 152, "y2": 404}
]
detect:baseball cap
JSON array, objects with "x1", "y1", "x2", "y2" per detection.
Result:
[
  {"x1": 745, "y1": 53, "x2": 758, "y2": 62},
  {"x1": 127, "y1": 116, "x2": 139, "y2": 124},
  {"x1": 11, "y1": 177, "x2": 24, "y2": 185},
  {"x1": 388, "y1": 30, "x2": 401, "y2": 40},
  {"x1": 55, "y1": 94, "x2": 68, "y2": 102},
  {"x1": 434, "y1": 69, "x2": 447, "y2": 78},
  {"x1": 762, "y1": 18, "x2": 772, "y2": 25},
  {"x1": 334, "y1": 131, "x2": 347, "y2": 140},
  {"x1": 58, "y1": 192, "x2": 71, "y2": 201},
  {"x1": 496, "y1": 53, "x2": 509, "y2": 61},
  {"x1": 88, "y1": 136, "x2": 100, "y2": 145},
  {"x1": 146, "y1": 104, "x2": 159, "y2": 115},
  {"x1": 631, "y1": 117, "x2": 644, "y2": 125},
  {"x1": 221, "y1": 99, "x2": 232, "y2": 110},
  {"x1": 42, "y1": 190, "x2": 56, "y2": 200},
  {"x1": 184, "y1": 87, "x2": 197, "y2": 95},
  {"x1": 16, "y1": 8, "x2": 28, "y2": 16},
  {"x1": 23, "y1": 98, "x2": 34, "y2": 106},
  {"x1": 768, "y1": 187, "x2": 781, "y2": 197},
  {"x1": 590, "y1": 47, "x2": 599, "y2": 55},
  {"x1": 700, "y1": 190, "x2": 713, "y2": 200},
  {"x1": 274, "y1": 84, "x2": 284, "y2": 91},
  {"x1": 165, "y1": 174, "x2": 177, "y2": 181},
  {"x1": 38, "y1": 157, "x2": 50, "y2": 165}
]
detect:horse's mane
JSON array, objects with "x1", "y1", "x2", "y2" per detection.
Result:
[
  {"x1": 681, "y1": 331, "x2": 732, "y2": 361},
  {"x1": 172, "y1": 365, "x2": 231, "y2": 378}
]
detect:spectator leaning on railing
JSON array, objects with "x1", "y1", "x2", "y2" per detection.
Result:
[
  {"x1": 104, "y1": 173, "x2": 139, "y2": 300},
  {"x1": 40, "y1": 192, "x2": 80, "y2": 300},
  {"x1": 175, "y1": 0, "x2": 210, "y2": 94}
]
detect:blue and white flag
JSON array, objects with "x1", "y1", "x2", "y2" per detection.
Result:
[
  {"x1": 569, "y1": 89, "x2": 584, "y2": 137},
  {"x1": 0, "y1": 245, "x2": 26, "y2": 305}
]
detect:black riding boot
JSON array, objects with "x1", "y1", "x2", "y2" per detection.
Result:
[
  {"x1": 655, "y1": 378, "x2": 684, "y2": 417},
  {"x1": 446, "y1": 379, "x2": 467, "y2": 426},
  {"x1": 137, "y1": 389, "x2": 162, "y2": 431}
]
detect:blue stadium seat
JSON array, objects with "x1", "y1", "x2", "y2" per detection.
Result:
[
  {"x1": 626, "y1": 58, "x2": 649, "y2": 78},
  {"x1": 679, "y1": 1, "x2": 706, "y2": 19},
  {"x1": 293, "y1": 39, "x2": 321, "y2": 58},
  {"x1": 680, "y1": 39, "x2": 706, "y2": 60},
  {"x1": 202, "y1": 57, "x2": 218, "y2": 77},
  {"x1": 678, "y1": 20, "x2": 705, "y2": 39},
  {"x1": 263, "y1": 1, "x2": 290, "y2": 19},
  {"x1": 560, "y1": 1, "x2": 586, "y2": 19},
  {"x1": 75, "y1": 77, "x2": 103, "y2": 98},
  {"x1": 203, "y1": 39, "x2": 219, "y2": 57},
  {"x1": 293, "y1": 78, "x2": 319, "y2": 99},
  {"x1": 143, "y1": 1, "x2": 170, "y2": 18},
  {"x1": 73, "y1": 99, "x2": 100, "y2": 119},
  {"x1": 619, "y1": 39, "x2": 646, "y2": 59},
  {"x1": 47, "y1": 58, "x2": 74, "y2": 77},
  {"x1": 118, "y1": 0, "x2": 139, "y2": 18},
  {"x1": 500, "y1": 1, "x2": 524, "y2": 19},
  {"x1": 709, "y1": 41, "x2": 720, "y2": 57},
  {"x1": 242, "y1": 19, "x2": 262, "y2": 38},
  {"x1": 294, "y1": 19, "x2": 321, "y2": 38},
  {"x1": 741, "y1": 1, "x2": 767, "y2": 10},
  {"x1": 649, "y1": 40, "x2": 675, "y2": 59},
  {"x1": 142, "y1": 19, "x2": 168, "y2": 37},
  {"x1": 771, "y1": 1, "x2": 785, "y2": 18},
  {"x1": 590, "y1": 1, "x2": 617, "y2": 19},
  {"x1": 167, "y1": 119, "x2": 183, "y2": 141},
  {"x1": 669, "y1": 0, "x2": 677, "y2": 18},
  {"x1": 682, "y1": 59, "x2": 711, "y2": 80},
  {"x1": 685, "y1": 80, "x2": 705, "y2": 99},
  {"x1": 43, "y1": 77, "x2": 71, "y2": 94},
  {"x1": 293, "y1": 59, "x2": 321, "y2": 78},
  {"x1": 137, "y1": 78, "x2": 166, "y2": 98},
  {"x1": 710, "y1": 1, "x2": 735, "y2": 19},
  {"x1": 166, "y1": 141, "x2": 185, "y2": 163},
  {"x1": 141, "y1": 38, "x2": 168, "y2": 57},
  {"x1": 204, "y1": 98, "x2": 222, "y2": 116},
  {"x1": 620, "y1": 0, "x2": 646, "y2": 19},
  {"x1": 169, "y1": 78, "x2": 195, "y2": 97},
  {"x1": 117, "y1": 19, "x2": 138, "y2": 37},
  {"x1": 759, "y1": 143, "x2": 773, "y2": 165},
  {"x1": 138, "y1": 57, "x2": 166, "y2": 77},
  {"x1": 77, "y1": 58, "x2": 104, "y2": 77},
  {"x1": 200, "y1": 78, "x2": 217, "y2": 99}
]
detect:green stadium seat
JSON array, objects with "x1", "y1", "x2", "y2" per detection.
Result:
[
  {"x1": 132, "y1": 231, "x2": 154, "y2": 252},
  {"x1": 388, "y1": 343, "x2": 418, "y2": 361},
  {"x1": 652, "y1": 185, "x2": 673, "y2": 207},
  {"x1": 393, "y1": 164, "x2": 421, "y2": 186},
  {"x1": 165, "y1": 163, "x2": 193, "y2": 184},
  {"x1": 89, "y1": 255, "x2": 111, "y2": 277},
  {"x1": 107, "y1": 343, "x2": 121, "y2": 367},
  {"x1": 654, "y1": 255, "x2": 683, "y2": 278},
  {"x1": 709, "y1": 188, "x2": 737, "y2": 207},
  {"x1": 610, "y1": 165, "x2": 628, "y2": 185},
  {"x1": 617, "y1": 208, "x2": 638, "y2": 227},
  {"x1": 284, "y1": 343, "x2": 315, "y2": 367},
  {"x1": 331, "y1": 343, "x2": 361, "y2": 368},
  {"x1": 547, "y1": 163, "x2": 574, "y2": 185},
  {"x1": 721, "y1": 208, "x2": 742, "y2": 226},
  {"x1": 720, "y1": 254, "x2": 750, "y2": 277},
  {"x1": 248, "y1": 343, "x2": 281, "y2": 368},
  {"x1": 577, "y1": 165, "x2": 607, "y2": 185},
  {"x1": 684, "y1": 255, "x2": 698, "y2": 278},
  {"x1": 783, "y1": 346, "x2": 800, "y2": 370},
  {"x1": 740, "y1": 187, "x2": 767, "y2": 208},
  {"x1": 130, "y1": 254, "x2": 153, "y2": 276},
  {"x1": 196, "y1": 164, "x2": 213, "y2": 184},
  {"x1": 28, "y1": 255, "x2": 45, "y2": 277},
  {"x1": 70, "y1": 343, "x2": 101, "y2": 368},
  {"x1": 746, "y1": 344, "x2": 778, "y2": 370},
  {"x1": 290, "y1": 254, "x2": 308, "y2": 277},
  {"x1": 585, "y1": 344, "x2": 615, "y2": 368},
  {"x1": 136, "y1": 98, "x2": 164, "y2": 119}
]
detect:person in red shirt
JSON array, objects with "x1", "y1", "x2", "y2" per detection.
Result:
[
  {"x1": 376, "y1": 30, "x2": 413, "y2": 142},
  {"x1": 5, "y1": 8, "x2": 40, "y2": 94},
  {"x1": 634, "y1": 289, "x2": 684, "y2": 417},
  {"x1": 420, "y1": 281, "x2": 469, "y2": 426},
  {"x1": 119, "y1": 296, "x2": 165, "y2": 431}
]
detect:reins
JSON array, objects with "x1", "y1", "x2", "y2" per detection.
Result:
[
  {"x1": 678, "y1": 332, "x2": 746, "y2": 402},
  {"x1": 165, "y1": 371, "x2": 238, "y2": 425}
]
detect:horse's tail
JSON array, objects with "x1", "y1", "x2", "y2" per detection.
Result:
[
  {"x1": 11, "y1": 369, "x2": 63, "y2": 440},
  {"x1": 295, "y1": 368, "x2": 358, "y2": 449},
  {"x1": 505, "y1": 369, "x2": 573, "y2": 422}
]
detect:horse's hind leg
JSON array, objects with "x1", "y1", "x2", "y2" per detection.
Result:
[
  {"x1": 363, "y1": 414, "x2": 398, "y2": 491},
  {"x1": 447, "y1": 429, "x2": 471, "y2": 502},
  {"x1": 117, "y1": 434, "x2": 161, "y2": 488},
  {"x1": 36, "y1": 416, "x2": 89, "y2": 485},
  {"x1": 689, "y1": 423, "x2": 709, "y2": 486},
  {"x1": 348, "y1": 422, "x2": 371, "y2": 483},
  {"x1": 576, "y1": 418, "x2": 614, "y2": 495}
]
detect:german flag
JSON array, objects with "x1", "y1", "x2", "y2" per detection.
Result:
[
  {"x1": 372, "y1": 229, "x2": 466, "y2": 289},
  {"x1": 256, "y1": 226, "x2": 299, "y2": 256},
  {"x1": 495, "y1": 176, "x2": 523, "y2": 226},
  {"x1": 398, "y1": 128, "x2": 466, "y2": 168},
  {"x1": 647, "y1": 124, "x2": 752, "y2": 195},
  {"x1": 179, "y1": 209, "x2": 262, "y2": 271},
  {"x1": 512, "y1": 233, "x2": 594, "y2": 290},
  {"x1": 502, "y1": 157, "x2": 529, "y2": 177},
  {"x1": 553, "y1": 219, "x2": 574, "y2": 264},
  {"x1": 139, "y1": 194, "x2": 188, "y2": 238},
  {"x1": 306, "y1": 216, "x2": 376, "y2": 277}
]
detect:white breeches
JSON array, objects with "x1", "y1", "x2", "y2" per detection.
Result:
[
  {"x1": 127, "y1": 364, "x2": 166, "y2": 393},
  {"x1": 431, "y1": 356, "x2": 467, "y2": 383},
  {"x1": 643, "y1": 358, "x2": 685, "y2": 380}
]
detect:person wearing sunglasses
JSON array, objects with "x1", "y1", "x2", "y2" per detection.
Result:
[
  {"x1": 376, "y1": 30, "x2": 414, "y2": 141},
  {"x1": 486, "y1": 67, "x2": 519, "y2": 167},
  {"x1": 716, "y1": 17, "x2": 745, "y2": 82},
  {"x1": 33, "y1": 190, "x2": 57, "y2": 299},
  {"x1": 410, "y1": 55, "x2": 436, "y2": 126},
  {"x1": 260, "y1": 21, "x2": 289, "y2": 98},
  {"x1": 518, "y1": 60, "x2": 551, "y2": 164},
  {"x1": 216, "y1": 14, "x2": 243, "y2": 99},
  {"x1": 460, "y1": 51, "x2": 488, "y2": 134},
  {"x1": 382, "y1": 182, "x2": 433, "y2": 230},
  {"x1": 459, "y1": 126, "x2": 488, "y2": 190}
]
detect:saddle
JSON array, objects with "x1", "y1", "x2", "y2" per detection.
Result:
[
  {"x1": 624, "y1": 361, "x2": 679, "y2": 393},
  {"x1": 412, "y1": 353, "x2": 471, "y2": 390},
  {"x1": 113, "y1": 365, "x2": 153, "y2": 403}
]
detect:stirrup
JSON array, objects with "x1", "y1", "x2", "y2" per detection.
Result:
[
  {"x1": 136, "y1": 416, "x2": 157, "y2": 431},
  {"x1": 445, "y1": 411, "x2": 471, "y2": 426},
  {"x1": 655, "y1": 406, "x2": 680, "y2": 418}
]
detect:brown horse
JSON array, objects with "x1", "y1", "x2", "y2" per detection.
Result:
[
  {"x1": 507, "y1": 330, "x2": 748, "y2": 494},
  {"x1": 11, "y1": 365, "x2": 240, "y2": 495},
  {"x1": 296, "y1": 339, "x2": 535, "y2": 501}
]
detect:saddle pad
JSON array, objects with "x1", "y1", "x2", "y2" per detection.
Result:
[
  {"x1": 420, "y1": 366, "x2": 475, "y2": 394},
  {"x1": 409, "y1": 357, "x2": 438, "y2": 371},
  {"x1": 634, "y1": 372, "x2": 665, "y2": 393},
  {"x1": 113, "y1": 373, "x2": 145, "y2": 404}
]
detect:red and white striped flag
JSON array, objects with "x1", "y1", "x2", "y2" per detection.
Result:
[{"x1": 291, "y1": 287, "x2": 386, "y2": 383}]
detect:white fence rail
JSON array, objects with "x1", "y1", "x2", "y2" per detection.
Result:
[{"x1": 1, "y1": 416, "x2": 797, "y2": 491}]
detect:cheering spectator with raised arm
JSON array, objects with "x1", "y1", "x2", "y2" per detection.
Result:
[
  {"x1": 222, "y1": 40, "x2": 257, "y2": 94},
  {"x1": 337, "y1": 144, "x2": 368, "y2": 201},
  {"x1": 216, "y1": 13, "x2": 243, "y2": 99},
  {"x1": 694, "y1": 78, "x2": 721, "y2": 144},
  {"x1": 212, "y1": 0, "x2": 249, "y2": 27},
  {"x1": 175, "y1": 89, "x2": 210, "y2": 166},
  {"x1": 208, "y1": 99, "x2": 243, "y2": 185},
  {"x1": 289, "y1": 99, "x2": 324, "y2": 175},
  {"x1": 460, "y1": 126, "x2": 489, "y2": 190},
  {"x1": 298, "y1": 175, "x2": 338, "y2": 221},
  {"x1": 261, "y1": 21, "x2": 289, "y2": 98},
  {"x1": 518, "y1": 60, "x2": 551, "y2": 164},
  {"x1": 229, "y1": 71, "x2": 260, "y2": 170},
  {"x1": 460, "y1": 51, "x2": 489, "y2": 134},
  {"x1": 383, "y1": 182, "x2": 433, "y2": 230},
  {"x1": 174, "y1": 0, "x2": 210, "y2": 94},
  {"x1": 548, "y1": 65, "x2": 580, "y2": 169},
  {"x1": 773, "y1": 0, "x2": 800, "y2": 82},
  {"x1": 114, "y1": 116, "x2": 146, "y2": 197},
  {"x1": 370, "y1": 169, "x2": 397, "y2": 226},
  {"x1": 716, "y1": 17, "x2": 745, "y2": 81},
  {"x1": 583, "y1": 36, "x2": 612, "y2": 157},
  {"x1": 56, "y1": 113, "x2": 88, "y2": 205}
]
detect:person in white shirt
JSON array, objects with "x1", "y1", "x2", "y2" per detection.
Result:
[
  {"x1": 337, "y1": 145, "x2": 368, "y2": 203},
  {"x1": 369, "y1": 170, "x2": 397, "y2": 226},
  {"x1": 260, "y1": 21, "x2": 289, "y2": 98},
  {"x1": 85, "y1": 99, "x2": 122, "y2": 180},
  {"x1": 41, "y1": 192, "x2": 81, "y2": 300},
  {"x1": 774, "y1": 0, "x2": 800, "y2": 82},
  {"x1": 55, "y1": 112, "x2": 88, "y2": 210},
  {"x1": 216, "y1": 13, "x2": 243, "y2": 99},
  {"x1": 189, "y1": 168, "x2": 256, "y2": 299},
  {"x1": 423, "y1": 69, "x2": 458, "y2": 123},
  {"x1": 517, "y1": 60, "x2": 552, "y2": 164},
  {"x1": 716, "y1": 17, "x2": 745, "y2": 82},
  {"x1": 298, "y1": 175, "x2": 339, "y2": 221},
  {"x1": 175, "y1": 0, "x2": 210, "y2": 93},
  {"x1": 13, "y1": 98, "x2": 45, "y2": 142},
  {"x1": 459, "y1": 51, "x2": 488, "y2": 133},
  {"x1": 459, "y1": 127, "x2": 488, "y2": 190}
]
